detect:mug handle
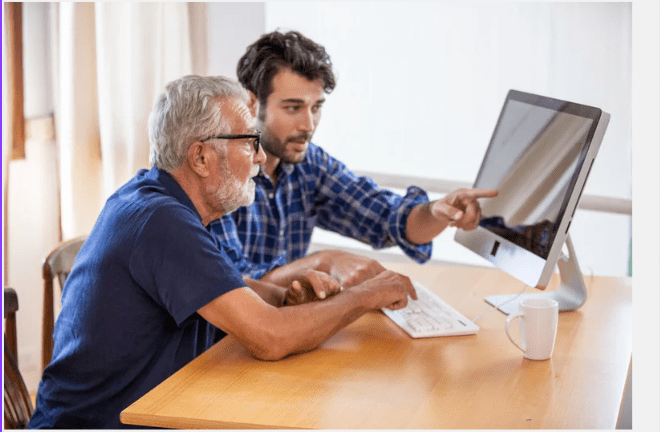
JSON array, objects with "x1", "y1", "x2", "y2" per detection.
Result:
[{"x1": 505, "y1": 312, "x2": 524, "y2": 352}]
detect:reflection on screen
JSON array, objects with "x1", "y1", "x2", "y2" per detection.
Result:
[{"x1": 476, "y1": 100, "x2": 593, "y2": 258}]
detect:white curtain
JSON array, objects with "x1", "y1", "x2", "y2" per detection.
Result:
[{"x1": 50, "y1": 2, "x2": 207, "y2": 239}]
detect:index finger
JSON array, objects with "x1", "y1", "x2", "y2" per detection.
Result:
[
  {"x1": 405, "y1": 278, "x2": 418, "y2": 301},
  {"x1": 461, "y1": 188, "x2": 498, "y2": 199},
  {"x1": 306, "y1": 271, "x2": 327, "y2": 299}
]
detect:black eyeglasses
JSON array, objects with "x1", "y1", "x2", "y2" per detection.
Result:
[{"x1": 201, "y1": 133, "x2": 261, "y2": 154}]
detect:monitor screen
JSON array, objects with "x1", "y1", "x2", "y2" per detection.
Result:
[{"x1": 475, "y1": 99, "x2": 594, "y2": 260}]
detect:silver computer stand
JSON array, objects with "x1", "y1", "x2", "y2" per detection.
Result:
[{"x1": 484, "y1": 234, "x2": 586, "y2": 315}]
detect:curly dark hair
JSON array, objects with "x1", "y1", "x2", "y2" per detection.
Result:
[{"x1": 237, "y1": 30, "x2": 336, "y2": 105}]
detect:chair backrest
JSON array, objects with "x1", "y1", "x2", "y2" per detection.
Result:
[
  {"x1": 4, "y1": 287, "x2": 34, "y2": 429},
  {"x1": 5, "y1": 287, "x2": 19, "y2": 359},
  {"x1": 41, "y1": 235, "x2": 87, "y2": 370}
]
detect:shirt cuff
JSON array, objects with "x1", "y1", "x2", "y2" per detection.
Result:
[{"x1": 390, "y1": 186, "x2": 433, "y2": 263}]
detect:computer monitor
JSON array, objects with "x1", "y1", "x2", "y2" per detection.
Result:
[{"x1": 454, "y1": 89, "x2": 610, "y2": 315}]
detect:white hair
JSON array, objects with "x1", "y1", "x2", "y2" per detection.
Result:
[{"x1": 148, "y1": 75, "x2": 249, "y2": 172}]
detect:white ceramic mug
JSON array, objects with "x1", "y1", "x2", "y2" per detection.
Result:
[{"x1": 505, "y1": 297, "x2": 558, "y2": 360}]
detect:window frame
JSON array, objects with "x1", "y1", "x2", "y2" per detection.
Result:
[{"x1": 4, "y1": 2, "x2": 25, "y2": 160}]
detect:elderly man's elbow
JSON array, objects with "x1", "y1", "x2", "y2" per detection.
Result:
[
  {"x1": 250, "y1": 348, "x2": 288, "y2": 361},
  {"x1": 245, "y1": 333, "x2": 292, "y2": 361}
]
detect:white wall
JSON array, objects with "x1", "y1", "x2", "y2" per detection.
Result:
[
  {"x1": 207, "y1": 2, "x2": 264, "y2": 80},
  {"x1": 258, "y1": 2, "x2": 632, "y2": 277}
]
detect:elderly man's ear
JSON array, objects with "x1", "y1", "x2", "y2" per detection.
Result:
[{"x1": 187, "y1": 141, "x2": 212, "y2": 177}]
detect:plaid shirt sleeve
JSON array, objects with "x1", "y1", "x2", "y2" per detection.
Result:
[
  {"x1": 309, "y1": 145, "x2": 433, "y2": 263},
  {"x1": 210, "y1": 215, "x2": 287, "y2": 280}
]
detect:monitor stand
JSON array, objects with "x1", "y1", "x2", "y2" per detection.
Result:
[{"x1": 484, "y1": 235, "x2": 586, "y2": 315}]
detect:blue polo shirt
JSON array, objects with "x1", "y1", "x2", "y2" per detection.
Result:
[{"x1": 28, "y1": 167, "x2": 246, "y2": 429}]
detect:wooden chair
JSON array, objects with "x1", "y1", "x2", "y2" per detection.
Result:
[
  {"x1": 42, "y1": 235, "x2": 87, "y2": 371},
  {"x1": 4, "y1": 287, "x2": 34, "y2": 429}
]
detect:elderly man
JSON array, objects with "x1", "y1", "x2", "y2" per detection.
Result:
[
  {"x1": 28, "y1": 75, "x2": 415, "y2": 429},
  {"x1": 210, "y1": 30, "x2": 497, "y2": 289}
]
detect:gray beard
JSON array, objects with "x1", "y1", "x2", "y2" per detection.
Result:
[{"x1": 208, "y1": 163, "x2": 256, "y2": 215}]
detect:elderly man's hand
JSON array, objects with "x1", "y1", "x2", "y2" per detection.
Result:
[
  {"x1": 431, "y1": 188, "x2": 498, "y2": 231},
  {"x1": 352, "y1": 270, "x2": 417, "y2": 310}
]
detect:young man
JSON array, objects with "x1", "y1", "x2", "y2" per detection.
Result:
[
  {"x1": 210, "y1": 30, "x2": 497, "y2": 288},
  {"x1": 28, "y1": 75, "x2": 416, "y2": 429}
]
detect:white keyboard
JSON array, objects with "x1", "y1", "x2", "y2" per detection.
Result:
[{"x1": 382, "y1": 281, "x2": 479, "y2": 338}]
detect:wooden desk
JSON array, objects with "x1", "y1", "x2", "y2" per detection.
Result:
[{"x1": 120, "y1": 262, "x2": 632, "y2": 429}]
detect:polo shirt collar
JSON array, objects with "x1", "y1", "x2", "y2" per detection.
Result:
[{"x1": 150, "y1": 167, "x2": 202, "y2": 222}]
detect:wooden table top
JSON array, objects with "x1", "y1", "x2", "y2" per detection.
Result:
[{"x1": 121, "y1": 262, "x2": 632, "y2": 429}]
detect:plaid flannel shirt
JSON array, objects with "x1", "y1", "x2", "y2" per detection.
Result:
[{"x1": 209, "y1": 143, "x2": 432, "y2": 279}]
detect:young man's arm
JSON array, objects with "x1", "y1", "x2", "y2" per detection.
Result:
[
  {"x1": 259, "y1": 249, "x2": 387, "y2": 289},
  {"x1": 197, "y1": 270, "x2": 416, "y2": 361},
  {"x1": 405, "y1": 188, "x2": 498, "y2": 245}
]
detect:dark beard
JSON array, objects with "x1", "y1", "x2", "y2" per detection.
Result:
[
  {"x1": 260, "y1": 132, "x2": 310, "y2": 164},
  {"x1": 256, "y1": 104, "x2": 312, "y2": 164}
]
